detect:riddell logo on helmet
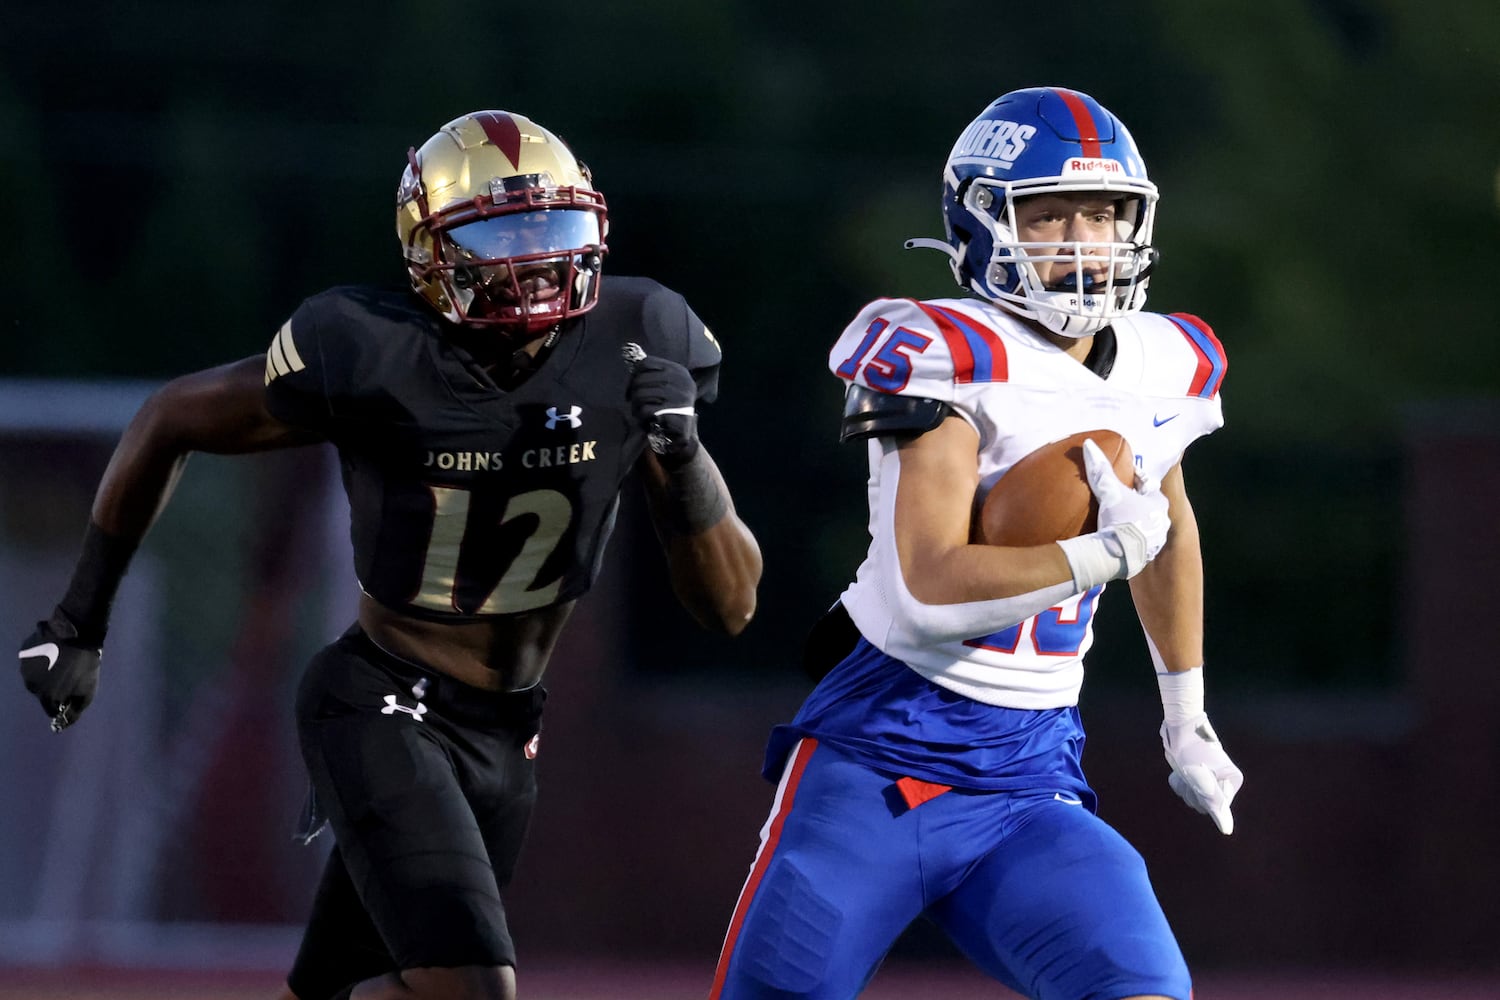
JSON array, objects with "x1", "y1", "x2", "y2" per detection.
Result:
[
  {"x1": 951, "y1": 119, "x2": 1037, "y2": 165},
  {"x1": 1062, "y1": 158, "x2": 1124, "y2": 176}
]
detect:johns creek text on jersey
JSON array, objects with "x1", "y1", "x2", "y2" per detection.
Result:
[{"x1": 423, "y1": 442, "x2": 599, "y2": 472}]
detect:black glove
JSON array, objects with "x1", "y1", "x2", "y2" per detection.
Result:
[
  {"x1": 622, "y1": 342, "x2": 700, "y2": 468},
  {"x1": 19, "y1": 608, "x2": 102, "y2": 732}
]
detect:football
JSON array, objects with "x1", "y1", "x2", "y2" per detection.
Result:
[{"x1": 977, "y1": 429, "x2": 1136, "y2": 547}]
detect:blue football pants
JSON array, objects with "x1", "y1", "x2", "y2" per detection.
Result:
[{"x1": 710, "y1": 739, "x2": 1191, "y2": 1000}]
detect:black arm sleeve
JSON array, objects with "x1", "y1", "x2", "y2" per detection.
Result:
[{"x1": 838, "y1": 384, "x2": 952, "y2": 443}]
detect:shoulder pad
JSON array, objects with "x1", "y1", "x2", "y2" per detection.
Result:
[
  {"x1": 603, "y1": 277, "x2": 722, "y2": 403},
  {"x1": 839, "y1": 384, "x2": 951, "y2": 443},
  {"x1": 829, "y1": 298, "x2": 1011, "y2": 401},
  {"x1": 1164, "y1": 312, "x2": 1227, "y2": 399}
]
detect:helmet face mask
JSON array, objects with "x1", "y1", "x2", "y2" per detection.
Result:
[
  {"x1": 916, "y1": 88, "x2": 1160, "y2": 339},
  {"x1": 396, "y1": 112, "x2": 608, "y2": 338}
]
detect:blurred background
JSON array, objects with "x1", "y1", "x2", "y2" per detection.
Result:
[{"x1": 3, "y1": 0, "x2": 1499, "y2": 997}]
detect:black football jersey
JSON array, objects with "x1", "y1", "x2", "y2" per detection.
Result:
[{"x1": 262, "y1": 277, "x2": 721, "y2": 621}]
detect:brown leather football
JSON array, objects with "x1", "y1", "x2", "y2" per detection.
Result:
[{"x1": 977, "y1": 429, "x2": 1136, "y2": 547}]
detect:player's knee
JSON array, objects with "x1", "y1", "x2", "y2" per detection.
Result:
[
  {"x1": 732, "y1": 858, "x2": 845, "y2": 994},
  {"x1": 401, "y1": 963, "x2": 515, "y2": 1000}
]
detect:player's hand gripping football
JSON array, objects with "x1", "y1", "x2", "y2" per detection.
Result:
[
  {"x1": 1160, "y1": 714, "x2": 1243, "y2": 834},
  {"x1": 622, "y1": 342, "x2": 699, "y2": 468},
  {"x1": 18, "y1": 608, "x2": 102, "y2": 733},
  {"x1": 1082, "y1": 437, "x2": 1170, "y2": 578}
]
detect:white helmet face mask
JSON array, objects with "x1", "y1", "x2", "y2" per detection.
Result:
[
  {"x1": 963, "y1": 172, "x2": 1158, "y2": 338},
  {"x1": 909, "y1": 87, "x2": 1161, "y2": 339}
]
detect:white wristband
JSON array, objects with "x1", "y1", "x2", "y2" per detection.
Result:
[
  {"x1": 1056, "y1": 533, "x2": 1128, "y2": 590},
  {"x1": 1156, "y1": 666, "x2": 1206, "y2": 727}
]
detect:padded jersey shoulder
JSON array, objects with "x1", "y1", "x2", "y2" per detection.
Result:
[
  {"x1": 263, "y1": 284, "x2": 441, "y2": 432},
  {"x1": 587, "y1": 275, "x2": 722, "y2": 402},
  {"x1": 1113, "y1": 310, "x2": 1228, "y2": 402},
  {"x1": 829, "y1": 297, "x2": 1013, "y2": 402}
]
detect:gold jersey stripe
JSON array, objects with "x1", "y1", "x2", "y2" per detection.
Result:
[{"x1": 264, "y1": 321, "x2": 306, "y2": 384}]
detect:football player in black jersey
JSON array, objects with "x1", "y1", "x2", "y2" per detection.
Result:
[{"x1": 16, "y1": 110, "x2": 763, "y2": 1000}]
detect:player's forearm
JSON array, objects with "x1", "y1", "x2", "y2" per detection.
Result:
[
  {"x1": 902, "y1": 540, "x2": 1077, "y2": 605},
  {"x1": 59, "y1": 394, "x2": 194, "y2": 641},
  {"x1": 66, "y1": 360, "x2": 307, "y2": 640},
  {"x1": 887, "y1": 542, "x2": 1078, "y2": 647},
  {"x1": 666, "y1": 516, "x2": 762, "y2": 635},
  {"x1": 643, "y1": 448, "x2": 762, "y2": 633},
  {"x1": 1128, "y1": 506, "x2": 1204, "y2": 672},
  {"x1": 650, "y1": 446, "x2": 731, "y2": 535}
]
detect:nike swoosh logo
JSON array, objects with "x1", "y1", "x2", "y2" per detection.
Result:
[
  {"x1": 19, "y1": 642, "x2": 61, "y2": 671},
  {"x1": 1152, "y1": 413, "x2": 1179, "y2": 427},
  {"x1": 1053, "y1": 793, "x2": 1084, "y2": 805}
]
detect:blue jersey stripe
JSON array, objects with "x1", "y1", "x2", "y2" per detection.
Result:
[
  {"x1": 1166, "y1": 314, "x2": 1226, "y2": 398},
  {"x1": 927, "y1": 304, "x2": 1005, "y2": 384}
]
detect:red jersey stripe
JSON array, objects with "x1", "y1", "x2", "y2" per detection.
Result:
[
  {"x1": 1167, "y1": 312, "x2": 1227, "y2": 398},
  {"x1": 925, "y1": 303, "x2": 1009, "y2": 383},
  {"x1": 914, "y1": 301, "x2": 976, "y2": 383},
  {"x1": 915, "y1": 301, "x2": 1010, "y2": 384}
]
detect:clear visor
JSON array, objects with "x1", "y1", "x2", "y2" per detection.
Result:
[{"x1": 447, "y1": 209, "x2": 602, "y2": 260}]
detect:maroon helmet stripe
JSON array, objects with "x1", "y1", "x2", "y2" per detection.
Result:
[{"x1": 473, "y1": 111, "x2": 523, "y2": 168}]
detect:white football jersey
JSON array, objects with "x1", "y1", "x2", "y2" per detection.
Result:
[{"x1": 829, "y1": 296, "x2": 1226, "y2": 709}]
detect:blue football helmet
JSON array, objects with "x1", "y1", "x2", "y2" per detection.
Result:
[{"x1": 907, "y1": 87, "x2": 1160, "y2": 338}]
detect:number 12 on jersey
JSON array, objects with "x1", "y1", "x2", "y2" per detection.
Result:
[{"x1": 413, "y1": 485, "x2": 574, "y2": 615}]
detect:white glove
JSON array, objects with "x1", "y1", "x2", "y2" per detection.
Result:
[
  {"x1": 1058, "y1": 439, "x2": 1171, "y2": 589},
  {"x1": 1082, "y1": 438, "x2": 1170, "y2": 578},
  {"x1": 1161, "y1": 714, "x2": 1243, "y2": 835}
]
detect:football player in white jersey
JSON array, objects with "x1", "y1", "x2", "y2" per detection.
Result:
[{"x1": 709, "y1": 87, "x2": 1242, "y2": 1000}]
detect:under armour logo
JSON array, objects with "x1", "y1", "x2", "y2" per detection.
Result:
[
  {"x1": 381, "y1": 694, "x2": 428, "y2": 721},
  {"x1": 545, "y1": 405, "x2": 582, "y2": 430}
]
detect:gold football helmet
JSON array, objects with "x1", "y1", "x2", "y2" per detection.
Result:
[{"x1": 396, "y1": 110, "x2": 608, "y2": 335}]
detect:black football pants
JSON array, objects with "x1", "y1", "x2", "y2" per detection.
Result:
[{"x1": 286, "y1": 626, "x2": 544, "y2": 1000}]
